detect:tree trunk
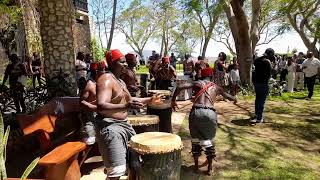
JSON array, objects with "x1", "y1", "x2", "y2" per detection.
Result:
[
  {"x1": 107, "y1": 0, "x2": 117, "y2": 50},
  {"x1": 19, "y1": 0, "x2": 42, "y2": 56},
  {"x1": 230, "y1": 0, "x2": 253, "y2": 85},
  {"x1": 39, "y1": 0, "x2": 77, "y2": 97},
  {"x1": 201, "y1": 36, "x2": 210, "y2": 58},
  {"x1": 160, "y1": 35, "x2": 164, "y2": 56},
  {"x1": 15, "y1": 21, "x2": 27, "y2": 58},
  {"x1": 138, "y1": 49, "x2": 144, "y2": 61},
  {"x1": 250, "y1": 0, "x2": 262, "y2": 54}
]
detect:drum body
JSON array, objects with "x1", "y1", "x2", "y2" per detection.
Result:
[
  {"x1": 147, "y1": 102, "x2": 172, "y2": 133},
  {"x1": 128, "y1": 115, "x2": 159, "y2": 134},
  {"x1": 129, "y1": 132, "x2": 183, "y2": 180}
]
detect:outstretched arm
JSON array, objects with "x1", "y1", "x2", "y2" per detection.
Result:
[
  {"x1": 171, "y1": 83, "x2": 193, "y2": 110},
  {"x1": 217, "y1": 86, "x2": 237, "y2": 103}
]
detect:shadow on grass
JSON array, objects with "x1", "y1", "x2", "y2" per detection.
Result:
[
  {"x1": 215, "y1": 124, "x2": 279, "y2": 178},
  {"x1": 230, "y1": 118, "x2": 254, "y2": 126},
  {"x1": 180, "y1": 165, "x2": 205, "y2": 179},
  {"x1": 270, "y1": 121, "x2": 320, "y2": 142}
]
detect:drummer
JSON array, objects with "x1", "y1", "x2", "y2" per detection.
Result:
[
  {"x1": 96, "y1": 49, "x2": 161, "y2": 179},
  {"x1": 194, "y1": 56, "x2": 209, "y2": 80},
  {"x1": 183, "y1": 54, "x2": 195, "y2": 79},
  {"x1": 156, "y1": 56, "x2": 177, "y2": 90},
  {"x1": 148, "y1": 53, "x2": 161, "y2": 90},
  {"x1": 120, "y1": 53, "x2": 141, "y2": 97},
  {"x1": 171, "y1": 67, "x2": 237, "y2": 175},
  {"x1": 79, "y1": 61, "x2": 106, "y2": 145}
]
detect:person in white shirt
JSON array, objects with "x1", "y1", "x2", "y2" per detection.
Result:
[
  {"x1": 302, "y1": 51, "x2": 320, "y2": 99},
  {"x1": 294, "y1": 52, "x2": 305, "y2": 91},
  {"x1": 286, "y1": 57, "x2": 295, "y2": 93},
  {"x1": 229, "y1": 64, "x2": 240, "y2": 96},
  {"x1": 75, "y1": 52, "x2": 87, "y2": 90}
]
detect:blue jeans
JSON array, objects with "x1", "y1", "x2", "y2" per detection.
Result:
[{"x1": 254, "y1": 83, "x2": 269, "y2": 120}]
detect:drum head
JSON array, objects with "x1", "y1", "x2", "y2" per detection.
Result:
[
  {"x1": 129, "y1": 132, "x2": 183, "y2": 154},
  {"x1": 128, "y1": 115, "x2": 160, "y2": 126},
  {"x1": 148, "y1": 90, "x2": 171, "y2": 97}
]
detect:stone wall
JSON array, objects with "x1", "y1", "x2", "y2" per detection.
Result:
[
  {"x1": 39, "y1": 0, "x2": 77, "y2": 94},
  {"x1": 0, "y1": 43, "x2": 8, "y2": 76},
  {"x1": 74, "y1": 13, "x2": 91, "y2": 54}
]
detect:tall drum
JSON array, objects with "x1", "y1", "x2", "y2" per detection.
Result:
[
  {"x1": 147, "y1": 90, "x2": 172, "y2": 133},
  {"x1": 147, "y1": 100, "x2": 172, "y2": 133},
  {"x1": 129, "y1": 132, "x2": 183, "y2": 180},
  {"x1": 128, "y1": 115, "x2": 159, "y2": 134}
]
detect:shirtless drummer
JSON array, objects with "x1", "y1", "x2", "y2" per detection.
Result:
[
  {"x1": 171, "y1": 67, "x2": 237, "y2": 175},
  {"x1": 80, "y1": 61, "x2": 106, "y2": 145},
  {"x1": 96, "y1": 49, "x2": 161, "y2": 180}
]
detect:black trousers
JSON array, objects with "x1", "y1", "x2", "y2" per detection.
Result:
[
  {"x1": 305, "y1": 75, "x2": 316, "y2": 98},
  {"x1": 32, "y1": 73, "x2": 42, "y2": 89},
  {"x1": 280, "y1": 69, "x2": 288, "y2": 82}
]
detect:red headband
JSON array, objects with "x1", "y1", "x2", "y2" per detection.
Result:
[
  {"x1": 90, "y1": 61, "x2": 106, "y2": 71},
  {"x1": 105, "y1": 49, "x2": 124, "y2": 67},
  {"x1": 201, "y1": 67, "x2": 213, "y2": 77},
  {"x1": 162, "y1": 56, "x2": 170, "y2": 63},
  {"x1": 125, "y1": 53, "x2": 136, "y2": 62}
]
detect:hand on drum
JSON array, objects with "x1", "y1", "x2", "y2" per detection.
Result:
[
  {"x1": 171, "y1": 101, "x2": 178, "y2": 111},
  {"x1": 150, "y1": 94, "x2": 165, "y2": 104},
  {"x1": 128, "y1": 99, "x2": 144, "y2": 109}
]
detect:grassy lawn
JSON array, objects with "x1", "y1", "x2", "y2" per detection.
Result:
[
  {"x1": 178, "y1": 84, "x2": 320, "y2": 179},
  {"x1": 136, "y1": 64, "x2": 184, "y2": 74}
]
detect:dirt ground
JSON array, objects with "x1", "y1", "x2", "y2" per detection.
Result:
[{"x1": 6, "y1": 95, "x2": 320, "y2": 179}]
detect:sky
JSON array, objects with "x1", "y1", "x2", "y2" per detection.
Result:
[
  {"x1": 96, "y1": 29, "x2": 311, "y2": 58},
  {"x1": 88, "y1": 0, "x2": 317, "y2": 58}
]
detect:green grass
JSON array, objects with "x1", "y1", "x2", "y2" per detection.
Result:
[
  {"x1": 136, "y1": 64, "x2": 184, "y2": 74},
  {"x1": 179, "y1": 84, "x2": 320, "y2": 179}
]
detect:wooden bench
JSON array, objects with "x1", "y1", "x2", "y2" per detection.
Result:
[{"x1": 17, "y1": 97, "x2": 87, "y2": 180}]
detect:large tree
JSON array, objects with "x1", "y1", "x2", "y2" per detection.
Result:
[
  {"x1": 282, "y1": 0, "x2": 320, "y2": 58},
  {"x1": 185, "y1": 0, "x2": 224, "y2": 57},
  {"x1": 171, "y1": 16, "x2": 202, "y2": 57},
  {"x1": 89, "y1": 0, "x2": 123, "y2": 50},
  {"x1": 215, "y1": 0, "x2": 289, "y2": 56},
  {"x1": 155, "y1": 0, "x2": 182, "y2": 56},
  {"x1": 117, "y1": 0, "x2": 157, "y2": 59},
  {"x1": 223, "y1": 0, "x2": 290, "y2": 84},
  {"x1": 223, "y1": 0, "x2": 255, "y2": 84}
]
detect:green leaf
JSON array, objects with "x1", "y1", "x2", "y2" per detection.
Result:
[
  {"x1": 20, "y1": 157, "x2": 40, "y2": 180},
  {"x1": 2, "y1": 126, "x2": 10, "y2": 163},
  {"x1": 0, "y1": 113, "x2": 3, "y2": 142}
]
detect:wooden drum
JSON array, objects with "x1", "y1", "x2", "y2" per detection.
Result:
[
  {"x1": 129, "y1": 132, "x2": 183, "y2": 180},
  {"x1": 148, "y1": 90, "x2": 171, "y2": 98},
  {"x1": 147, "y1": 100, "x2": 172, "y2": 133},
  {"x1": 128, "y1": 115, "x2": 160, "y2": 134}
]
